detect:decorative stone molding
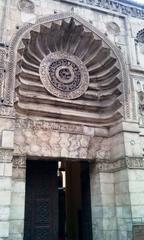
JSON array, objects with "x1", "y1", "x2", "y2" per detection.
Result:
[
  {"x1": 94, "y1": 157, "x2": 144, "y2": 173},
  {"x1": 0, "y1": 149, "x2": 13, "y2": 162},
  {"x1": 13, "y1": 155, "x2": 26, "y2": 168},
  {"x1": 59, "y1": 0, "x2": 144, "y2": 19},
  {"x1": 5, "y1": 13, "x2": 129, "y2": 126},
  {"x1": 0, "y1": 106, "x2": 15, "y2": 118},
  {"x1": 126, "y1": 157, "x2": 144, "y2": 169},
  {"x1": 15, "y1": 118, "x2": 84, "y2": 134},
  {"x1": 0, "y1": 48, "x2": 6, "y2": 102},
  {"x1": 95, "y1": 158, "x2": 126, "y2": 173}
]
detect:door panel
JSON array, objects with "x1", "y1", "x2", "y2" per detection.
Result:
[{"x1": 24, "y1": 160, "x2": 58, "y2": 240}]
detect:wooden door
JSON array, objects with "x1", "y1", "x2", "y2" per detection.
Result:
[{"x1": 24, "y1": 160, "x2": 58, "y2": 240}]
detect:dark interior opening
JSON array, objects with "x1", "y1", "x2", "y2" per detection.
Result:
[{"x1": 24, "y1": 160, "x2": 92, "y2": 240}]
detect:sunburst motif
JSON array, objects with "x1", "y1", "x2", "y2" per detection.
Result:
[{"x1": 15, "y1": 17, "x2": 123, "y2": 126}]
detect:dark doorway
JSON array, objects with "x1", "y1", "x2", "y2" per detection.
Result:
[
  {"x1": 24, "y1": 161, "x2": 58, "y2": 240},
  {"x1": 24, "y1": 160, "x2": 92, "y2": 240}
]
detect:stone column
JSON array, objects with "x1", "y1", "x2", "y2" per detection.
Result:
[
  {"x1": 128, "y1": 167, "x2": 144, "y2": 237},
  {"x1": 0, "y1": 113, "x2": 15, "y2": 240},
  {"x1": 90, "y1": 163, "x2": 117, "y2": 240},
  {"x1": 9, "y1": 156, "x2": 26, "y2": 240},
  {"x1": 114, "y1": 169, "x2": 132, "y2": 240},
  {"x1": 0, "y1": 149, "x2": 13, "y2": 240}
]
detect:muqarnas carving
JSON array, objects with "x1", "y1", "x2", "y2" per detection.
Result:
[{"x1": 15, "y1": 17, "x2": 123, "y2": 126}]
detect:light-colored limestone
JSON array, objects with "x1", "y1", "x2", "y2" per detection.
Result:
[
  {"x1": 0, "y1": 191, "x2": 11, "y2": 205},
  {"x1": 0, "y1": 207, "x2": 9, "y2": 220},
  {"x1": 0, "y1": 221, "x2": 9, "y2": 237},
  {"x1": 1, "y1": 130, "x2": 14, "y2": 149},
  {"x1": 0, "y1": 0, "x2": 144, "y2": 240},
  {"x1": 4, "y1": 163, "x2": 12, "y2": 177}
]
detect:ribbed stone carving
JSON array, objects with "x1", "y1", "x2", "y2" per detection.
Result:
[{"x1": 15, "y1": 17, "x2": 123, "y2": 126}]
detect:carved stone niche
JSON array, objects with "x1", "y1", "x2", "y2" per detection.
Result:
[
  {"x1": 5, "y1": 13, "x2": 129, "y2": 127},
  {"x1": 136, "y1": 29, "x2": 144, "y2": 55},
  {"x1": 137, "y1": 90, "x2": 144, "y2": 118}
]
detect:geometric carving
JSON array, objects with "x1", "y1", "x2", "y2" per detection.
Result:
[{"x1": 14, "y1": 15, "x2": 124, "y2": 126}]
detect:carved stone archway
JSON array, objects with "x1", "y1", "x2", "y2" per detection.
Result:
[{"x1": 4, "y1": 12, "x2": 129, "y2": 127}]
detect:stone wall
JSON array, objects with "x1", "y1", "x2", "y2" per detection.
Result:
[{"x1": 0, "y1": 0, "x2": 144, "y2": 240}]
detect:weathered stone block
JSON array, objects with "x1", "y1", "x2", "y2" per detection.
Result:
[
  {"x1": 130, "y1": 193, "x2": 144, "y2": 205},
  {"x1": 116, "y1": 206, "x2": 132, "y2": 218},
  {"x1": 103, "y1": 230, "x2": 118, "y2": 240},
  {"x1": 9, "y1": 220, "x2": 24, "y2": 234},
  {"x1": 101, "y1": 194, "x2": 115, "y2": 206},
  {"x1": 115, "y1": 193, "x2": 131, "y2": 206},
  {"x1": 132, "y1": 206, "x2": 144, "y2": 218},
  {"x1": 0, "y1": 191, "x2": 11, "y2": 205},
  {"x1": 12, "y1": 168, "x2": 25, "y2": 180},
  {"x1": 4, "y1": 163, "x2": 12, "y2": 177},
  {"x1": 101, "y1": 183, "x2": 114, "y2": 194},
  {"x1": 115, "y1": 182, "x2": 129, "y2": 194},
  {"x1": 1, "y1": 130, "x2": 14, "y2": 149},
  {"x1": 100, "y1": 173, "x2": 114, "y2": 183},
  {"x1": 12, "y1": 181, "x2": 25, "y2": 193},
  {"x1": 10, "y1": 206, "x2": 24, "y2": 220},
  {"x1": 114, "y1": 169, "x2": 128, "y2": 182},
  {"x1": 0, "y1": 177, "x2": 11, "y2": 190},
  {"x1": 0, "y1": 221, "x2": 9, "y2": 237},
  {"x1": 129, "y1": 181, "x2": 144, "y2": 193},
  {"x1": 11, "y1": 192, "x2": 25, "y2": 206},
  {"x1": 103, "y1": 218, "x2": 117, "y2": 230},
  {"x1": 103, "y1": 207, "x2": 115, "y2": 218},
  {"x1": 0, "y1": 207, "x2": 9, "y2": 220},
  {"x1": 9, "y1": 233, "x2": 23, "y2": 240},
  {"x1": 0, "y1": 164, "x2": 4, "y2": 176},
  {"x1": 128, "y1": 169, "x2": 144, "y2": 181}
]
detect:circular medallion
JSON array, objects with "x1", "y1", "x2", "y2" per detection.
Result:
[{"x1": 39, "y1": 52, "x2": 89, "y2": 99}]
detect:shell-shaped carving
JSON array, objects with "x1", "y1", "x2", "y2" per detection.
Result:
[{"x1": 15, "y1": 17, "x2": 123, "y2": 126}]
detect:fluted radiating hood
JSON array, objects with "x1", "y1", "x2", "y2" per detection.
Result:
[{"x1": 15, "y1": 16, "x2": 124, "y2": 126}]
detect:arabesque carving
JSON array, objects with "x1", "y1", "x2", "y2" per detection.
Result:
[
  {"x1": 13, "y1": 155, "x2": 26, "y2": 168},
  {"x1": 0, "y1": 149, "x2": 13, "y2": 162}
]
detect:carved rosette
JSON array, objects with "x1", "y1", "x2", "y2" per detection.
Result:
[
  {"x1": 39, "y1": 53, "x2": 89, "y2": 99},
  {"x1": 15, "y1": 17, "x2": 123, "y2": 126}
]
